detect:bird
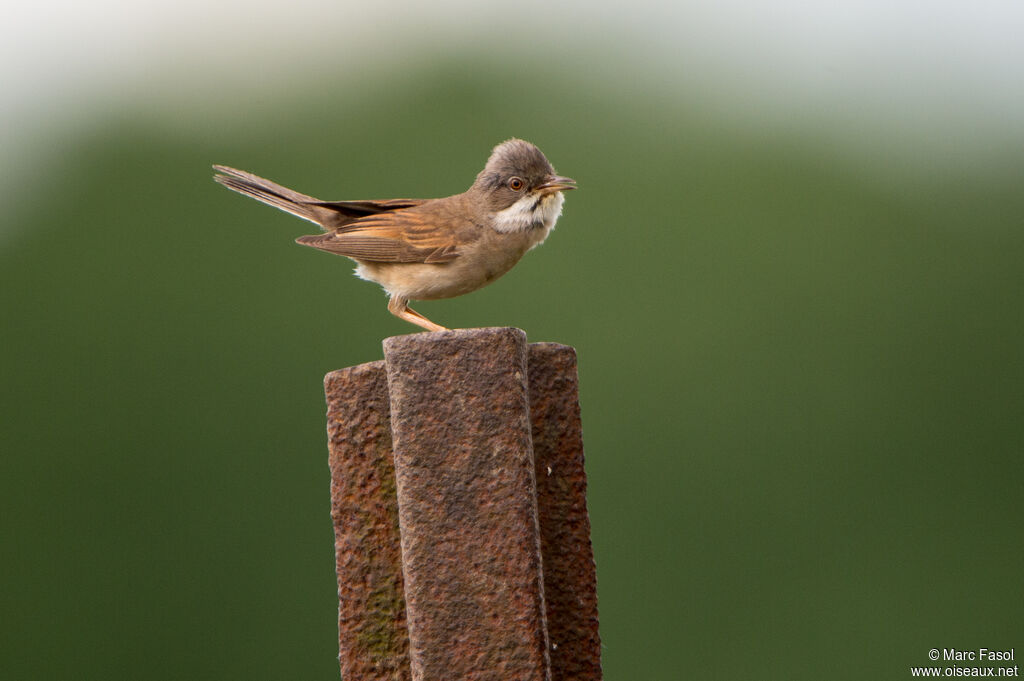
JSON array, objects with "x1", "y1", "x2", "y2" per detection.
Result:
[{"x1": 213, "y1": 139, "x2": 575, "y2": 332}]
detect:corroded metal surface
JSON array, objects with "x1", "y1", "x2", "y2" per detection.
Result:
[
  {"x1": 325, "y1": 361, "x2": 410, "y2": 681},
  {"x1": 528, "y1": 343, "x2": 603, "y2": 681},
  {"x1": 382, "y1": 328, "x2": 551, "y2": 681},
  {"x1": 324, "y1": 330, "x2": 602, "y2": 681}
]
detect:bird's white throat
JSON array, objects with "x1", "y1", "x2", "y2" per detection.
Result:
[{"x1": 491, "y1": 191, "x2": 565, "y2": 234}]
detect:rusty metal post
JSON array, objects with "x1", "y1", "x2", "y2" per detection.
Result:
[
  {"x1": 383, "y1": 328, "x2": 550, "y2": 681},
  {"x1": 325, "y1": 361, "x2": 410, "y2": 681},
  {"x1": 324, "y1": 328, "x2": 602, "y2": 681},
  {"x1": 528, "y1": 344, "x2": 602, "y2": 681}
]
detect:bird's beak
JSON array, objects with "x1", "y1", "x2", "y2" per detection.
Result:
[{"x1": 537, "y1": 175, "x2": 577, "y2": 192}]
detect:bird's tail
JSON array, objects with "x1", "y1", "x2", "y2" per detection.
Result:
[{"x1": 213, "y1": 165, "x2": 325, "y2": 227}]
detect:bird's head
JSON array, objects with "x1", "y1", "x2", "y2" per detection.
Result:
[{"x1": 472, "y1": 139, "x2": 576, "y2": 232}]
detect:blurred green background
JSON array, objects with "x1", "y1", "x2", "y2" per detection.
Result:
[{"x1": 3, "y1": 11, "x2": 1023, "y2": 680}]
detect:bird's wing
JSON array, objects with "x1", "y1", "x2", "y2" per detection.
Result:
[
  {"x1": 312, "y1": 199, "x2": 429, "y2": 227},
  {"x1": 295, "y1": 209, "x2": 461, "y2": 264}
]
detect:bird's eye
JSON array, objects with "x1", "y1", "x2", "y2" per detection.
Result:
[{"x1": 508, "y1": 177, "x2": 525, "y2": 191}]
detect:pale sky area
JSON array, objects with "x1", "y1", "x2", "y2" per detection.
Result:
[{"x1": 3, "y1": 0, "x2": 1023, "y2": 187}]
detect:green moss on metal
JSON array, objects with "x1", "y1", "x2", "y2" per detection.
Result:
[{"x1": 357, "y1": 575, "x2": 407, "y2": 659}]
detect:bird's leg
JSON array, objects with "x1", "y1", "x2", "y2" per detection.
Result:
[{"x1": 387, "y1": 295, "x2": 449, "y2": 332}]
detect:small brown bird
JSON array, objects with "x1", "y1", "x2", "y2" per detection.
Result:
[{"x1": 213, "y1": 139, "x2": 575, "y2": 332}]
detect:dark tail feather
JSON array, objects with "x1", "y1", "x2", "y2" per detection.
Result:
[{"x1": 213, "y1": 165, "x2": 325, "y2": 227}]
